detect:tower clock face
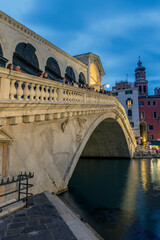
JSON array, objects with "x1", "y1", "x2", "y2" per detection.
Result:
[{"x1": 90, "y1": 63, "x2": 99, "y2": 85}]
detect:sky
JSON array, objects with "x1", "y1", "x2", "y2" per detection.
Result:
[{"x1": 1, "y1": 0, "x2": 160, "y2": 94}]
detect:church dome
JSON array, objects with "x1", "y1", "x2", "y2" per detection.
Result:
[{"x1": 135, "y1": 60, "x2": 145, "y2": 72}]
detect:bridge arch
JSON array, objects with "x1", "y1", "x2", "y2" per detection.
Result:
[{"x1": 64, "y1": 111, "x2": 136, "y2": 186}]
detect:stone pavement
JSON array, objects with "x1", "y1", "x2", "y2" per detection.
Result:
[{"x1": 0, "y1": 192, "x2": 77, "y2": 240}]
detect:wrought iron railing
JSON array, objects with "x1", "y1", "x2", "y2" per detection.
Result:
[{"x1": 0, "y1": 172, "x2": 34, "y2": 212}]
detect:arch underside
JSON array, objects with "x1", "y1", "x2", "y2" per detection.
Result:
[{"x1": 81, "y1": 118, "x2": 130, "y2": 158}]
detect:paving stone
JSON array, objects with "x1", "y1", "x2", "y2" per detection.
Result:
[
  {"x1": 29, "y1": 230, "x2": 55, "y2": 240},
  {"x1": 22, "y1": 224, "x2": 47, "y2": 233},
  {"x1": 0, "y1": 193, "x2": 78, "y2": 240},
  {"x1": 8, "y1": 222, "x2": 26, "y2": 229}
]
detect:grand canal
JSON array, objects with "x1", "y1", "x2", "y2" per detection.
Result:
[{"x1": 60, "y1": 158, "x2": 160, "y2": 240}]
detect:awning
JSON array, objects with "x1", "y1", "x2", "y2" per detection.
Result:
[{"x1": 150, "y1": 141, "x2": 160, "y2": 146}]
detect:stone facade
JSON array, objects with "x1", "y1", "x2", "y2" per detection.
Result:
[
  {"x1": 0, "y1": 11, "x2": 136, "y2": 196},
  {"x1": 112, "y1": 82, "x2": 140, "y2": 138},
  {"x1": 0, "y1": 11, "x2": 104, "y2": 90}
]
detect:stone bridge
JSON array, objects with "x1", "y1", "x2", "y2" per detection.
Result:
[{"x1": 0, "y1": 67, "x2": 136, "y2": 194}]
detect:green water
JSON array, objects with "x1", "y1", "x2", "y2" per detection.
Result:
[{"x1": 60, "y1": 158, "x2": 160, "y2": 240}]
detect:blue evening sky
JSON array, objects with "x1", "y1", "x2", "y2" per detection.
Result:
[{"x1": 1, "y1": 0, "x2": 160, "y2": 94}]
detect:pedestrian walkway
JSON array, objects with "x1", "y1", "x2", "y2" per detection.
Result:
[
  {"x1": 0, "y1": 191, "x2": 100, "y2": 240},
  {"x1": 0, "y1": 192, "x2": 77, "y2": 240}
]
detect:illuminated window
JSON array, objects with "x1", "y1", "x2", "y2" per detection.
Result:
[
  {"x1": 126, "y1": 98, "x2": 133, "y2": 108},
  {"x1": 140, "y1": 112, "x2": 144, "y2": 119}
]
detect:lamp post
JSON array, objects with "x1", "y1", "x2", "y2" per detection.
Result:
[{"x1": 102, "y1": 83, "x2": 110, "y2": 89}]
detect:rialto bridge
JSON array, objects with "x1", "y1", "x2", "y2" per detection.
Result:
[
  {"x1": 0, "y1": 67, "x2": 136, "y2": 194},
  {"x1": 0, "y1": 11, "x2": 136, "y2": 194}
]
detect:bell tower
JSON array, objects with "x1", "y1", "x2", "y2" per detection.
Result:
[{"x1": 134, "y1": 58, "x2": 148, "y2": 97}]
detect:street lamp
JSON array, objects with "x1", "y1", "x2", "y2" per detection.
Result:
[{"x1": 103, "y1": 83, "x2": 110, "y2": 89}]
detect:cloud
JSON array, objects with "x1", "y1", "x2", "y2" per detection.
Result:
[{"x1": 0, "y1": 0, "x2": 36, "y2": 21}]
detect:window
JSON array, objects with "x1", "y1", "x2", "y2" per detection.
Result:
[
  {"x1": 139, "y1": 101, "x2": 144, "y2": 106},
  {"x1": 149, "y1": 135, "x2": 154, "y2": 140},
  {"x1": 140, "y1": 112, "x2": 144, "y2": 119},
  {"x1": 149, "y1": 125, "x2": 153, "y2": 130},
  {"x1": 113, "y1": 92, "x2": 118, "y2": 96},
  {"x1": 130, "y1": 122, "x2": 134, "y2": 128},
  {"x1": 79, "y1": 72, "x2": 86, "y2": 84},
  {"x1": 126, "y1": 98, "x2": 133, "y2": 108},
  {"x1": 128, "y1": 110, "x2": 132, "y2": 116},
  {"x1": 154, "y1": 112, "x2": 157, "y2": 118},
  {"x1": 144, "y1": 86, "x2": 146, "y2": 93},
  {"x1": 139, "y1": 86, "x2": 142, "y2": 93},
  {"x1": 65, "y1": 66, "x2": 76, "y2": 83},
  {"x1": 13, "y1": 42, "x2": 40, "y2": 75},
  {"x1": 45, "y1": 57, "x2": 61, "y2": 80},
  {"x1": 147, "y1": 101, "x2": 151, "y2": 106},
  {"x1": 125, "y1": 90, "x2": 132, "y2": 95},
  {"x1": 0, "y1": 44, "x2": 8, "y2": 67},
  {"x1": 153, "y1": 101, "x2": 156, "y2": 106}
]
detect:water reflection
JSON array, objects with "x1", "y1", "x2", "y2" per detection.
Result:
[{"x1": 60, "y1": 158, "x2": 160, "y2": 240}]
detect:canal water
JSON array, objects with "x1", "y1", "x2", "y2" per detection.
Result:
[{"x1": 60, "y1": 158, "x2": 160, "y2": 240}]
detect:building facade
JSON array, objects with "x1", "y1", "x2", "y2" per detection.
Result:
[
  {"x1": 112, "y1": 82, "x2": 140, "y2": 138},
  {"x1": 112, "y1": 59, "x2": 160, "y2": 145},
  {"x1": 136, "y1": 61, "x2": 160, "y2": 144}
]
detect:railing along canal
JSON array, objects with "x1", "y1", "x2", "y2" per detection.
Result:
[
  {"x1": 0, "y1": 172, "x2": 34, "y2": 212},
  {"x1": 0, "y1": 67, "x2": 116, "y2": 105}
]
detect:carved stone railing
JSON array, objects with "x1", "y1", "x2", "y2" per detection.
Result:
[{"x1": 0, "y1": 67, "x2": 115, "y2": 105}]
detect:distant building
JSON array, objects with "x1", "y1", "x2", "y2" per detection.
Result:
[
  {"x1": 154, "y1": 87, "x2": 160, "y2": 96},
  {"x1": 135, "y1": 61, "x2": 160, "y2": 145},
  {"x1": 112, "y1": 59, "x2": 160, "y2": 145},
  {"x1": 112, "y1": 81, "x2": 140, "y2": 138}
]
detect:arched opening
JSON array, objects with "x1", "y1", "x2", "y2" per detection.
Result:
[
  {"x1": 90, "y1": 63, "x2": 99, "y2": 88},
  {"x1": 140, "y1": 121, "x2": 147, "y2": 145},
  {"x1": 13, "y1": 42, "x2": 41, "y2": 75},
  {"x1": 0, "y1": 43, "x2": 8, "y2": 67},
  {"x1": 61, "y1": 118, "x2": 133, "y2": 240},
  {"x1": 128, "y1": 110, "x2": 132, "y2": 117},
  {"x1": 65, "y1": 66, "x2": 76, "y2": 83},
  {"x1": 81, "y1": 118, "x2": 130, "y2": 158},
  {"x1": 139, "y1": 86, "x2": 142, "y2": 93},
  {"x1": 79, "y1": 72, "x2": 86, "y2": 84},
  {"x1": 45, "y1": 57, "x2": 61, "y2": 80}
]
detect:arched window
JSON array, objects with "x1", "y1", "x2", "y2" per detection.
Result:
[
  {"x1": 45, "y1": 57, "x2": 61, "y2": 80},
  {"x1": 79, "y1": 72, "x2": 86, "y2": 84},
  {"x1": 126, "y1": 98, "x2": 133, "y2": 108},
  {"x1": 139, "y1": 86, "x2": 142, "y2": 93},
  {"x1": 144, "y1": 85, "x2": 146, "y2": 93},
  {"x1": 13, "y1": 42, "x2": 41, "y2": 75},
  {"x1": 140, "y1": 112, "x2": 144, "y2": 119},
  {"x1": 65, "y1": 66, "x2": 76, "y2": 83},
  {"x1": 128, "y1": 110, "x2": 132, "y2": 117},
  {"x1": 0, "y1": 44, "x2": 8, "y2": 67}
]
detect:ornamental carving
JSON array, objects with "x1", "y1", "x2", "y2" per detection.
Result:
[
  {"x1": 76, "y1": 118, "x2": 87, "y2": 143},
  {"x1": 61, "y1": 119, "x2": 69, "y2": 133}
]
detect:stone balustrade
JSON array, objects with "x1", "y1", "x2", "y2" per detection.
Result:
[
  {"x1": 0, "y1": 66, "x2": 129, "y2": 130},
  {"x1": 0, "y1": 67, "x2": 114, "y2": 104}
]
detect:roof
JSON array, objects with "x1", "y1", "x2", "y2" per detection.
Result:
[{"x1": 74, "y1": 52, "x2": 105, "y2": 76}]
